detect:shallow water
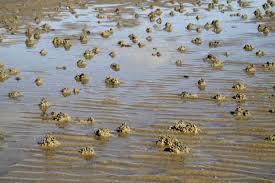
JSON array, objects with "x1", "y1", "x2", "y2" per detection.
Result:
[{"x1": 0, "y1": 0, "x2": 275, "y2": 182}]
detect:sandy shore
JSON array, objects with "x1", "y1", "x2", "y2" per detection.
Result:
[{"x1": 1, "y1": 0, "x2": 275, "y2": 182}]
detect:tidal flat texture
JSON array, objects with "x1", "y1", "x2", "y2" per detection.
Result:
[{"x1": 0, "y1": 0, "x2": 275, "y2": 182}]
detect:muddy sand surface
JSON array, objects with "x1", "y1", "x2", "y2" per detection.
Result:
[{"x1": 0, "y1": 0, "x2": 275, "y2": 182}]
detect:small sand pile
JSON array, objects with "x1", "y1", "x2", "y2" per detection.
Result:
[
  {"x1": 79, "y1": 146, "x2": 95, "y2": 159},
  {"x1": 116, "y1": 122, "x2": 131, "y2": 134},
  {"x1": 156, "y1": 135, "x2": 190, "y2": 154},
  {"x1": 156, "y1": 135, "x2": 179, "y2": 147},
  {"x1": 265, "y1": 135, "x2": 275, "y2": 142},
  {"x1": 51, "y1": 112, "x2": 71, "y2": 123},
  {"x1": 231, "y1": 107, "x2": 251, "y2": 118},
  {"x1": 95, "y1": 128, "x2": 111, "y2": 138},
  {"x1": 169, "y1": 120, "x2": 201, "y2": 134},
  {"x1": 39, "y1": 135, "x2": 60, "y2": 149}
]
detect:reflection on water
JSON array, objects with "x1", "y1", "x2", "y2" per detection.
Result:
[{"x1": 0, "y1": 0, "x2": 275, "y2": 182}]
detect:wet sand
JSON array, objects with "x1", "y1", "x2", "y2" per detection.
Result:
[{"x1": 1, "y1": 0, "x2": 275, "y2": 182}]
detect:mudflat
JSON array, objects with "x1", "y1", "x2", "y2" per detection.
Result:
[{"x1": 0, "y1": 0, "x2": 275, "y2": 182}]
